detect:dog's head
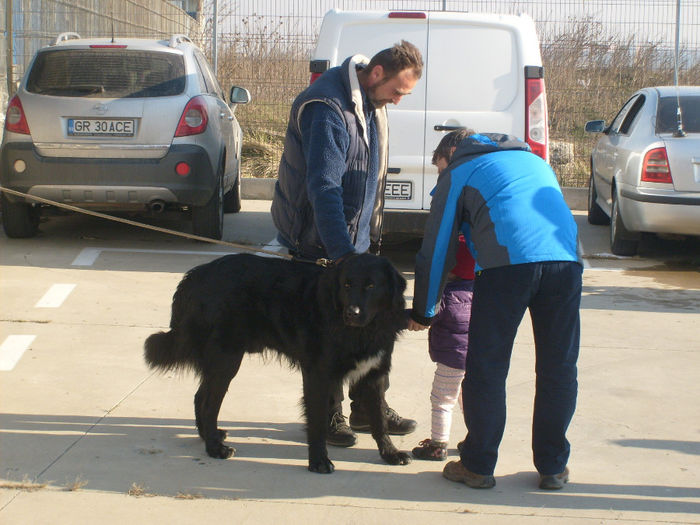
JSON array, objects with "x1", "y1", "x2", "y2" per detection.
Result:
[{"x1": 324, "y1": 253, "x2": 406, "y2": 327}]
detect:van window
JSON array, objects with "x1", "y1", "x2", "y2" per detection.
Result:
[
  {"x1": 426, "y1": 25, "x2": 517, "y2": 111},
  {"x1": 26, "y1": 49, "x2": 186, "y2": 98}
]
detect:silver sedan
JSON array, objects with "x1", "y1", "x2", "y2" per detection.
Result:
[{"x1": 585, "y1": 86, "x2": 700, "y2": 255}]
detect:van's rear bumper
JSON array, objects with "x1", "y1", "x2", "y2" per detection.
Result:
[{"x1": 0, "y1": 142, "x2": 216, "y2": 208}]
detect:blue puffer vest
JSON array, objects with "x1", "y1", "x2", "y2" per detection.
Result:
[{"x1": 271, "y1": 55, "x2": 388, "y2": 260}]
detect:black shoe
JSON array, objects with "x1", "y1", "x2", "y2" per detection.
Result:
[
  {"x1": 326, "y1": 412, "x2": 357, "y2": 447},
  {"x1": 539, "y1": 467, "x2": 569, "y2": 490},
  {"x1": 349, "y1": 407, "x2": 417, "y2": 435},
  {"x1": 412, "y1": 439, "x2": 448, "y2": 461}
]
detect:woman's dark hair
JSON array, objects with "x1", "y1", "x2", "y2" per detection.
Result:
[{"x1": 432, "y1": 128, "x2": 475, "y2": 165}]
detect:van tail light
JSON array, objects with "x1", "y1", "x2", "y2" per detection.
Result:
[
  {"x1": 641, "y1": 147, "x2": 673, "y2": 183},
  {"x1": 309, "y1": 72, "x2": 322, "y2": 84},
  {"x1": 524, "y1": 67, "x2": 548, "y2": 161},
  {"x1": 175, "y1": 96, "x2": 208, "y2": 137},
  {"x1": 5, "y1": 95, "x2": 31, "y2": 135}
]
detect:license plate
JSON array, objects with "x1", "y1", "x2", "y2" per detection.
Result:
[
  {"x1": 68, "y1": 119, "x2": 135, "y2": 137},
  {"x1": 385, "y1": 181, "x2": 412, "y2": 200}
]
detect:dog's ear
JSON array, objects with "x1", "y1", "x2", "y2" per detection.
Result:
[
  {"x1": 382, "y1": 257, "x2": 406, "y2": 310},
  {"x1": 318, "y1": 263, "x2": 344, "y2": 313}
]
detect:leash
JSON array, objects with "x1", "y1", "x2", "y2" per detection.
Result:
[{"x1": 0, "y1": 186, "x2": 334, "y2": 267}]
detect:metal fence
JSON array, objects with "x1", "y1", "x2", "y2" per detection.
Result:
[
  {"x1": 2, "y1": 0, "x2": 699, "y2": 186},
  {"x1": 217, "y1": 0, "x2": 700, "y2": 185},
  {"x1": 0, "y1": 0, "x2": 199, "y2": 117}
]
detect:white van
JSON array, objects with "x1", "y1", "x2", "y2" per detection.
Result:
[{"x1": 310, "y1": 9, "x2": 548, "y2": 231}]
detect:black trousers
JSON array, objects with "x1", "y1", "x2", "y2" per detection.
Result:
[
  {"x1": 329, "y1": 373, "x2": 390, "y2": 420},
  {"x1": 460, "y1": 261, "x2": 582, "y2": 476}
]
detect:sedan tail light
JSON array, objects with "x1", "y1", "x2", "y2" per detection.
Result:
[
  {"x1": 175, "y1": 96, "x2": 208, "y2": 137},
  {"x1": 5, "y1": 95, "x2": 30, "y2": 135},
  {"x1": 641, "y1": 147, "x2": 673, "y2": 183}
]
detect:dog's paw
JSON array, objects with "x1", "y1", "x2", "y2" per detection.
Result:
[
  {"x1": 308, "y1": 458, "x2": 335, "y2": 474},
  {"x1": 381, "y1": 450, "x2": 412, "y2": 465},
  {"x1": 206, "y1": 442, "x2": 235, "y2": 459}
]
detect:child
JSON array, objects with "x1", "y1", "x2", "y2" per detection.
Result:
[{"x1": 412, "y1": 129, "x2": 476, "y2": 461}]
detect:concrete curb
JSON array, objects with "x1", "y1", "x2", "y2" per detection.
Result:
[{"x1": 242, "y1": 177, "x2": 588, "y2": 211}]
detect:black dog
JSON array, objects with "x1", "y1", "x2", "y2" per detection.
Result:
[{"x1": 144, "y1": 253, "x2": 411, "y2": 473}]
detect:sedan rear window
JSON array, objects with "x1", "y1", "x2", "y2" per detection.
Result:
[
  {"x1": 656, "y1": 96, "x2": 700, "y2": 133},
  {"x1": 26, "y1": 49, "x2": 186, "y2": 98}
]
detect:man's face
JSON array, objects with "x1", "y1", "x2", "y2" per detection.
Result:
[{"x1": 365, "y1": 66, "x2": 418, "y2": 108}]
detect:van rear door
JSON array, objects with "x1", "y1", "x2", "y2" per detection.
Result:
[
  {"x1": 422, "y1": 12, "x2": 535, "y2": 208},
  {"x1": 313, "y1": 10, "x2": 428, "y2": 211}
]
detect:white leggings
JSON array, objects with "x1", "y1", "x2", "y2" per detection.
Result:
[{"x1": 430, "y1": 362, "x2": 466, "y2": 443}]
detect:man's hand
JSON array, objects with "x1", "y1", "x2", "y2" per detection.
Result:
[{"x1": 407, "y1": 318, "x2": 429, "y2": 331}]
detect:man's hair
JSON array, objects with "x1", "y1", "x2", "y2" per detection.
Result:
[
  {"x1": 368, "y1": 40, "x2": 423, "y2": 80},
  {"x1": 432, "y1": 128, "x2": 475, "y2": 165}
]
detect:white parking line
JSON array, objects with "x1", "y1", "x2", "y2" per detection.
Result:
[
  {"x1": 0, "y1": 335, "x2": 36, "y2": 371},
  {"x1": 35, "y1": 283, "x2": 76, "y2": 308},
  {"x1": 71, "y1": 247, "x2": 237, "y2": 266}
]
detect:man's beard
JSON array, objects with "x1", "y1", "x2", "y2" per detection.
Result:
[{"x1": 366, "y1": 80, "x2": 391, "y2": 108}]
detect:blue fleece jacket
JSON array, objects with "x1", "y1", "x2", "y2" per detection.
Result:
[{"x1": 412, "y1": 133, "x2": 581, "y2": 325}]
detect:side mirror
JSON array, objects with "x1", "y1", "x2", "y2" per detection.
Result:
[
  {"x1": 230, "y1": 86, "x2": 251, "y2": 105},
  {"x1": 585, "y1": 120, "x2": 606, "y2": 133}
]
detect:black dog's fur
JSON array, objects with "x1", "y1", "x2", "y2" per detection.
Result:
[{"x1": 144, "y1": 253, "x2": 411, "y2": 473}]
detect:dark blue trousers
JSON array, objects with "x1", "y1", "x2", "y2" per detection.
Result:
[{"x1": 460, "y1": 261, "x2": 583, "y2": 476}]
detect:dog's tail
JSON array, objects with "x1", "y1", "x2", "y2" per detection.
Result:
[{"x1": 144, "y1": 330, "x2": 182, "y2": 371}]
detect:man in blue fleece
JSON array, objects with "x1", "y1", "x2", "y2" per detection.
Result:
[
  {"x1": 271, "y1": 41, "x2": 423, "y2": 447},
  {"x1": 408, "y1": 132, "x2": 582, "y2": 490}
]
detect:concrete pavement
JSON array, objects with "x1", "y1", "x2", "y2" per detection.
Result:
[{"x1": 0, "y1": 199, "x2": 699, "y2": 524}]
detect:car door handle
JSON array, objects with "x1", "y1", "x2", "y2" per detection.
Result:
[{"x1": 434, "y1": 125, "x2": 466, "y2": 131}]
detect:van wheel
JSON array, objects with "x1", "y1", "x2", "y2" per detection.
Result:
[
  {"x1": 587, "y1": 170, "x2": 609, "y2": 225},
  {"x1": 223, "y1": 173, "x2": 241, "y2": 213},
  {"x1": 610, "y1": 192, "x2": 638, "y2": 256},
  {"x1": 1, "y1": 193, "x2": 40, "y2": 238},
  {"x1": 192, "y1": 176, "x2": 224, "y2": 240}
]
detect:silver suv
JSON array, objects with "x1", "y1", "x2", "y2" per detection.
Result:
[{"x1": 0, "y1": 33, "x2": 251, "y2": 239}]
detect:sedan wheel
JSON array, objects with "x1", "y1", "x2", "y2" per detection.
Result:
[
  {"x1": 587, "y1": 171, "x2": 609, "y2": 225},
  {"x1": 610, "y1": 192, "x2": 638, "y2": 256}
]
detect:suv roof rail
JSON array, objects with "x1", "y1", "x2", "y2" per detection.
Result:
[
  {"x1": 54, "y1": 32, "x2": 81, "y2": 45},
  {"x1": 169, "y1": 34, "x2": 193, "y2": 48}
]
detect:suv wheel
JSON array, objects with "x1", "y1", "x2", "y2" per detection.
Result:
[
  {"x1": 610, "y1": 191, "x2": 638, "y2": 256},
  {"x1": 587, "y1": 169, "x2": 609, "y2": 225},
  {"x1": 223, "y1": 173, "x2": 241, "y2": 213},
  {"x1": 192, "y1": 175, "x2": 224, "y2": 240},
  {"x1": 1, "y1": 193, "x2": 40, "y2": 238}
]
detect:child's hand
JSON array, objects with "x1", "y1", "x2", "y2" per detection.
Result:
[{"x1": 407, "y1": 318, "x2": 429, "y2": 331}]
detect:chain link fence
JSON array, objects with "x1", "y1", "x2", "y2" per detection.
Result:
[{"x1": 2, "y1": 0, "x2": 699, "y2": 186}]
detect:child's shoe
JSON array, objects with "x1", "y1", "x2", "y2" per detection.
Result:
[{"x1": 412, "y1": 439, "x2": 448, "y2": 461}]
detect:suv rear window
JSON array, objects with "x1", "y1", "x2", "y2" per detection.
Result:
[
  {"x1": 26, "y1": 49, "x2": 186, "y2": 98},
  {"x1": 656, "y1": 95, "x2": 700, "y2": 133}
]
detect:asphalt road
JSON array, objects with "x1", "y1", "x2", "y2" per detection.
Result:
[{"x1": 1, "y1": 200, "x2": 699, "y2": 524}]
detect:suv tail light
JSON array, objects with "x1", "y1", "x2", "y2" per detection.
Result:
[
  {"x1": 5, "y1": 95, "x2": 30, "y2": 135},
  {"x1": 175, "y1": 96, "x2": 208, "y2": 137},
  {"x1": 641, "y1": 147, "x2": 673, "y2": 183},
  {"x1": 525, "y1": 67, "x2": 548, "y2": 161}
]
